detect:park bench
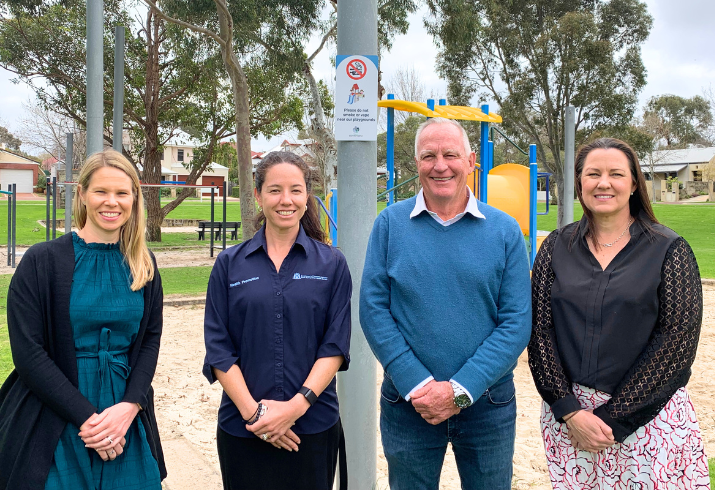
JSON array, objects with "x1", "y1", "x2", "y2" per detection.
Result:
[{"x1": 197, "y1": 221, "x2": 241, "y2": 240}]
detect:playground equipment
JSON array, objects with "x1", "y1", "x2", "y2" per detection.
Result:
[
  {"x1": 321, "y1": 97, "x2": 551, "y2": 266},
  {"x1": 375, "y1": 96, "x2": 551, "y2": 267}
]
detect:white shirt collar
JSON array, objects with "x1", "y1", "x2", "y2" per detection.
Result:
[{"x1": 410, "y1": 187, "x2": 486, "y2": 224}]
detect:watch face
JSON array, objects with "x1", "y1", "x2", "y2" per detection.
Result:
[{"x1": 454, "y1": 393, "x2": 471, "y2": 409}]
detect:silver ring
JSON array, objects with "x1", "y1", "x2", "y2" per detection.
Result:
[
  {"x1": 261, "y1": 433, "x2": 268, "y2": 441},
  {"x1": 106, "y1": 436, "x2": 114, "y2": 444},
  {"x1": 108, "y1": 448, "x2": 115, "y2": 455}
]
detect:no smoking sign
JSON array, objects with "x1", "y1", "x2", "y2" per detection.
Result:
[{"x1": 346, "y1": 59, "x2": 367, "y2": 80}]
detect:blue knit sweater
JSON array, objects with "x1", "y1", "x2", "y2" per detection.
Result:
[{"x1": 359, "y1": 196, "x2": 532, "y2": 399}]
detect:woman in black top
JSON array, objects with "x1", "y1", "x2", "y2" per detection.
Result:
[
  {"x1": 203, "y1": 151, "x2": 351, "y2": 490},
  {"x1": 528, "y1": 138, "x2": 708, "y2": 489}
]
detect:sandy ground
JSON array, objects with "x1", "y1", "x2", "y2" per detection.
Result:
[{"x1": 152, "y1": 285, "x2": 715, "y2": 489}]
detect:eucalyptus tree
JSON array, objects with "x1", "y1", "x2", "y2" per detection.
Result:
[
  {"x1": 141, "y1": 0, "x2": 321, "y2": 239},
  {"x1": 426, "y1": 0, "x2": 653, "y2": 223},
  {"x1": 643, "y1": 94, "x2": 713, "y2": 148},
  {"x1": 0, "y1": 0, "x2": 233, "y2": 240},
  {"x1": 0, "y1": 0, "x2": 305, "y2": 240}
]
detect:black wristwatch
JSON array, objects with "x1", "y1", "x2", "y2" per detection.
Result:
[{"x1": 298, "y1": 386, "x2": 318, "y2": 406}]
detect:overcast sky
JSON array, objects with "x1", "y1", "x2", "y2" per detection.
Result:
[{"x1": 1, "y1": 0, "x2": 713, "y2": 152}]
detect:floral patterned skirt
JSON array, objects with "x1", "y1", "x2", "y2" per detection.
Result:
[{"x1": 541, "y1": 384, "x2": 710, "y2": 490}]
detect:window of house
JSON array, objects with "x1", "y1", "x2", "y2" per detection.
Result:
[
  {"x1": 178, "y1": 149, "x2": 184, "y2": 162},
  {"x1": 160, "y1": 151, "x2": 164, "y2": 160},
  {"x1": 693, "y1": 171, "x2": 702, "y2": 182}
]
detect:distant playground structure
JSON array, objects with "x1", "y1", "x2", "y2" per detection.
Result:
[{"x1": 323, "y1": 96, "x2": 551, "y2": 267}]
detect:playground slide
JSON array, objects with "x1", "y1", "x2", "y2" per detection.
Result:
[{"x1": 466, "y1": 163, "x2": 548, "y2": 251}]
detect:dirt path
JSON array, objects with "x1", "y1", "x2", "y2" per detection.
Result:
[{"x1": 153, "y1": 286, "x2": 715, "y2": 489}]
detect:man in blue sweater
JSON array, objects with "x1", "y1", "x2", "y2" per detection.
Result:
[{"x1": 360, "y1": 118, "x2": 531, "y2": 490}]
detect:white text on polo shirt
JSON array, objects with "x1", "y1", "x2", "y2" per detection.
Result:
[
  {"x1": 229, "y1": 277, "x2": 259, "y2": 287},
  {"x1": 292, "y1": 273, "x2": 328, "y2": 281}
]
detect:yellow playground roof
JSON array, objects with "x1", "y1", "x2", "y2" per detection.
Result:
[{"x1": 377, "y1": 99, "x2": 502, "y2": 123}]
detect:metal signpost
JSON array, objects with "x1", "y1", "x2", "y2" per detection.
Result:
[
  {"x1": 336, "y1": 1, "x2": 378, "y2": 488},
  {"x1": 86, "y1": 0, "x2": 104, "y2": 155},
  {"x1": 562, "y1": 106, "x2": 576, "y2": 228}
]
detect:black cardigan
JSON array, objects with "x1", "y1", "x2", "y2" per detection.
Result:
[{"x1": 0, "y1": 233, "x2": 167, "y2": 489}]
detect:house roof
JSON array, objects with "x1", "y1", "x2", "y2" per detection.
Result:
[
  {"x1": 645, "y1": 147, "x2": 715, "y2": 165},
  {"x1": 643, "y1": 164, "x2": 688, "y2": 173},
  {"x1": 0, "y1": 149, "x2": 41, "y2": 165}
]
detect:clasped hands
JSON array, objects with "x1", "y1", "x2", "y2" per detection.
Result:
[
  {"x1": 411, "y1": 380, "x2": 460, "y2": 425},
  {"x1": 564, "y1": 409, "x2": 615, "y2": 453},
  {"x1": 79, "y1": 402, "x2": 140, "y2": 462},
  {"x1": 244, "y1": 396, "x2": 310, "y2": 452}
]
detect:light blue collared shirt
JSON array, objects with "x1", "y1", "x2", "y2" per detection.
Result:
[{"x1": 410, "y1": 187, "x2": 485, "y2": 226}]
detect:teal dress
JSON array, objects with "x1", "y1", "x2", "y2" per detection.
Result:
[{"x1": 44, "y1": 233, "x2": 161, "y2": 490}]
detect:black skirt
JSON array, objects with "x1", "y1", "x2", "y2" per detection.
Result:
[{"x1": 216, "y1": 420, "x2": 346, "y2": 490}]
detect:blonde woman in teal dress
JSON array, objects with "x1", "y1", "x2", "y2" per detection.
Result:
[{"x1": 0, "y1": 150, "x2": 166, "y2": 490}]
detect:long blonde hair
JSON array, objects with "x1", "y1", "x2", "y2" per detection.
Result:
[{"x1": 73, "y1": 150, "x2": 154, "y2": 291}]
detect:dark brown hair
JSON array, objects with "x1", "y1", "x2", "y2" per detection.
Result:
[
  {"x1": 254, "y1": 151, "x2": 327, "y2": 243},
  {"x1": 571, "y1": 137, "x2": 659, "y2": 249}
]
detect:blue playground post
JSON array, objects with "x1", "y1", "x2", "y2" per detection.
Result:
[
  {"x1": 529, "y1": 144, "x2": 538, "y2": 267},
  {"x1": 386, "y1": 94, "x2": 395, "y2": 206},
  {"x1": 427, "y1": 98, "x2": 435, "y2": 113},
  {"x1": 479, "y1": 104, "x2": 490, "y2": 202},
  {"x1": 438, "y1": 99, "x2": 447, "y2": 106},
  {"x1": 329, "y1": 188, "x2": 338, "y2": 246}
]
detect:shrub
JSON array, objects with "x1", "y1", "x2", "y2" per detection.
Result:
[
  {"x1": 37, "y1": 172, "x2": 47, "y2": 190},
  {"x1": 231, "y1": 186, "x2": 240, "y2": 198}
]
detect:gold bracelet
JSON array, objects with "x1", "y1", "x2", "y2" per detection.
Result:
[{"x1": 136, "y1": 402, "x2": 143, "y2": 411}]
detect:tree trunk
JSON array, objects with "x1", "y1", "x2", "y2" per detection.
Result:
[
  {"x1": 304, "y1": 65, "x2": 337, "y2": 190},
  {"x1": 144, "y1": 10, "x2": 163, "y2": 242},
  {"x1": 216, "y1": 2, "x2": 255, "y2": 239}
]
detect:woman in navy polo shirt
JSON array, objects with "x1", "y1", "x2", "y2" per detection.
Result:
[{"x1": 203, "y1": 151, "x2": 352, "y2": 490}]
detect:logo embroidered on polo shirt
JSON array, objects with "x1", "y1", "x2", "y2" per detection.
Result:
[
  {"x1": 229, "y1": 277, "x2": 259, "y2": 288},
  {"x1": 292, "y1": 272, "x2": 328, "y2": 281}
]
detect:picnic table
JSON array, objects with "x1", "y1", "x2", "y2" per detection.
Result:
[{"x1": 197, "y1": 221, "x2": 241, "y2": 240}]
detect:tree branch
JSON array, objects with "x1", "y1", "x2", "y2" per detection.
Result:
[{"x1": 140, "y1": 0, "x2": 225, "y2": 47}]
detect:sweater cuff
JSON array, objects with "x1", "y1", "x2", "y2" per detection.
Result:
[
  {"x1": 593, "y1": 405, "x2": 632, "y2": 443},
  {"x1": 549, "y1": 394, "x2": 583, "y2": 422},
  {"x1": 70, "y1": 399, "x2": 99, "y2": 429},
  {"x1": 385, "y1": 353, "x2": 433, "y2": 399}
]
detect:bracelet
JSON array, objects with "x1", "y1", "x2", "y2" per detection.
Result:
[
  {"x1": 243, "y1": 404, "x2": 260, "y2": 424},
  {"x1": 563, "y1": 411, "x2": 579, "y2": 423},
  {"x1": 136, "y1": 402, "x2": 143, "y2": 412},
  {"x1": 246, "y1": 403, "x2": 268, "y2": 426}
]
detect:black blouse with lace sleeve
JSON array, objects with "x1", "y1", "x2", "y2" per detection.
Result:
[{"x1": 528, "y1": 218, "x2": 703, "y2": 443}]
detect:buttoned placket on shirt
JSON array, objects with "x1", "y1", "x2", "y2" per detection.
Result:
[
  {"x1": 577, "y1": 223, "x2": 640, "y2": 386},
  {"x1": 268, "y1": 248, "x2": 298, "y2": 401}
]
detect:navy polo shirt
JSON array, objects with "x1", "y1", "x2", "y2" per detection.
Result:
[{"x1": 203, "y1": 225, "x2": 352, "y2": 437}]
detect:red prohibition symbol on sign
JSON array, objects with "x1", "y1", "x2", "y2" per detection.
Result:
[{"x1": 346, "y1": 59, "x2": 367, "y2": 80}]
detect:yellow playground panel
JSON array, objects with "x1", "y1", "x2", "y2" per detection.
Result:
[{"x1": 465, "y1": 163, "x2": 529, "y2": 235}]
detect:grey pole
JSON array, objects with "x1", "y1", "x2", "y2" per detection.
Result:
[
  {"x1": 561, "y1": 106, "x2": 576, "y2": 228},
  {"x1": 65, "y1": 133, "x2": 73, "y2": 233},
  {"x1": 86, "y1": 0, "x2": 104, "y2": 155},
  {"x1": 336, "y1": 2, "x2": 378, "y2": 489},
  {"x1": 11, "y1": 184, "x2": 16, "y2": 268},
  {"x1": 113, "y1": 26, "x2": 125, "y2": 153},
  {"x1": 52, "y1": 177, "x2": 57, "y2": 239}
]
